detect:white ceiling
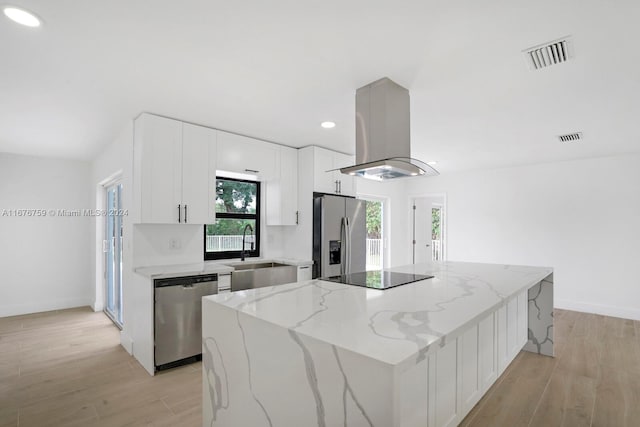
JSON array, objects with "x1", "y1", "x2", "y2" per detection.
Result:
[{"x1": 2, "y1": 0, "x2": 640, "y2": 172}]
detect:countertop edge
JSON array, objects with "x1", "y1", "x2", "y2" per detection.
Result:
[{"x1": 134, "y1": 258, "x2": 313, "y2": 279}]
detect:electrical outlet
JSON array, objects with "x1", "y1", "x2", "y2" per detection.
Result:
[{"x1": 169, "y1": 238, "x2": 181, "y2": 250}]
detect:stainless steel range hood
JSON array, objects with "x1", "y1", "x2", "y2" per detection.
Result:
[{"x1": 340, "y1": 77, "x2": 439, "y2": 180}]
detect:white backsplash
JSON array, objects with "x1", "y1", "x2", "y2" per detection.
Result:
[
  {"x1": 133, "y1": 223, "x2": 294, "y2": 267},
  {"x1": 133, "y1": 224, "x2": 204, "y2": 267}
]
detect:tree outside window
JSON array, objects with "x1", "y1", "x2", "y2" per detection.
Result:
[{"x1": 204, "y1": 177, "x2": 260, "y2": 260}]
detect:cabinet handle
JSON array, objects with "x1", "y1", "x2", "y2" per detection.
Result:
[
  {"x1": 245, "y1": 169, "x2": 260, "y2": 174},
  {"x1": 335, "y1": 180, "x2": 340, "y2": 194},
  {"x1": 178, "y1": 204, "x2": 181, "y2": 223},
  {"x1": 296, "y1": 211, "x2": 299, "y2": 225},
  {"x1": 299, "y1": 266, "x2": 310, "y2": 269},
  {"x1": 338, "y1": 180, "x2": 342, "y2": 194},
  {"x1": 184, "y1": 205, "x2": 188, "y2": 223}
]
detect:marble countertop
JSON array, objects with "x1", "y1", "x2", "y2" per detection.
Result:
[
  {"x1": 134, "y1": 258, "x2": 313, "y2": 279},
  {"x1": 204, "y1": 261, "x2": 553, "y2": 369}
]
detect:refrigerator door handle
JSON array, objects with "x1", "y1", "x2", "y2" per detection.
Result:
[
  {"x1": 345, "y1": 217, "x2": 351, "y2": 275},
  {"x1": 340, "y1": 217, "x2": 346, "y2": 276}
]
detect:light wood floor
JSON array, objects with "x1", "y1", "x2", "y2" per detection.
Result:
[
  {"x1": 1, "y1": 308, "x2": 638, "y2": 427},
  {"x1": 0, "y1": 307, "x2": 201, "y2": 427},
  {"x1": 461, "y1": 309, "x2": 640, "y2": 427}
]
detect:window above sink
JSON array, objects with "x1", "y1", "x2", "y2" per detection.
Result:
[{"x1": 204, "y1": 177, "x2": 260, "y2": 260}]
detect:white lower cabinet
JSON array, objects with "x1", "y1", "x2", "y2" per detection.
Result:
[
  {"x1": 218, "y1": 273, "x2": 231, "y2": 293},
  {"x1": 431, "y1": 339, "x2": 460, "y2": 427},
  {"x1": 498, "y1": 290, "x2": 528, "y2": 375},
  {"x1": 296, "y1": 265, "x2": 312, "y2": 281},
  {"x1": 460, "y1": 324, "x2": 481, "y2": 414},
  {"x1": 426, "y1": 289, "x2": 528, "y2": 427},
  {"x1": 478, "y1": 312, "x2": 498, "y2": 392}
]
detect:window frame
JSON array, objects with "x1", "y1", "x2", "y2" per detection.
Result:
[{"x1": 203, "y1": 176, "x2": 261, "y2": 260}]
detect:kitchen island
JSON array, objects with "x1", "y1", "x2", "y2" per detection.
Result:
[{"x1": 202, "y1": 261, "x2": 553, "y2": 427}]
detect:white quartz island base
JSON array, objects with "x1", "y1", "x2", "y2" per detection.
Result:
[{"x1": 203, "y1": 262, "x2": 554, "y2": 427}]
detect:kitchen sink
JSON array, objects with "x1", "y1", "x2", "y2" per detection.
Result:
[
  {"x1": 231, "y1": 262, "x2": 289, "y2": 271},
  {"x1": 231, "y1": 262, "x2": 296, "y2": 291}
]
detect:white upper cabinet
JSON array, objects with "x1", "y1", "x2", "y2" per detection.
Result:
[
  {"x1": 216, "y1": 131, "x2": 277, "y2": 180},
  {"x1": 305, "y1": 146, "x2": 356, "y2": 196},
  {"x1": 134, "y1": 114, "x2": 216, "y2": 224},
  {"x1": 182, "y1": 123, "x2": 217, "y2": 224},
  {"x1": 332, "y1": 151, "x2": 356, "y2": 196},
  {"x1": 266, "y1": 146, "x2": 298, "y2": 225}
]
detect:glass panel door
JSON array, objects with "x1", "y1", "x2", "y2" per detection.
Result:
[
  {"x1": 105, "y1": 183, "x2": 123, "y2": 327},
  {"x1": 365, "y1": 199, "x2": 383, "y2": 270},
  {"x1": 431, "y1": 206, "x2": 442, "y2": 261}
]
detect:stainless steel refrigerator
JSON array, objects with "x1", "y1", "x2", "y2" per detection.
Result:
[{"x1": 313, "y1": 194, "x2": 366, "y2": 278}]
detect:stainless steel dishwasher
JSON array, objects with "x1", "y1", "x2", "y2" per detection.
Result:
[{"x1": 154, "y1": 274, "x2": 218, "y2": 371}]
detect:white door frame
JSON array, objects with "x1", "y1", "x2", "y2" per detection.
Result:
[
  {"x1": 357, "y1": 193, "x2": 389, "y2": 269},
  {"x1": 407, "y1": 192, "x2": 448, "y2": 263},
  {"x1": 94, "y1": 171, "x2": 123, "y2": 313}
]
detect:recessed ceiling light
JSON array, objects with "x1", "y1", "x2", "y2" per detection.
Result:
[
  {"x1": 321, "y1": 121, "x2": 336, "y2": 129},
  {"x1": 427, "y1": 161, "x2": 438, "y2": 165},
  {"x1": 3, "y1": 6, "x2": 41, "y2": 27}
]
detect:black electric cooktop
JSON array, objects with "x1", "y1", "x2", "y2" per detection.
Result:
[{"x1": 323, "y1": 270, "x2": 433, "y2": 290}]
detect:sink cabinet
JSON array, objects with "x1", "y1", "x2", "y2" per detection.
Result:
[{"x1": 230, "y1": 263, "x2": 297, "y2": 291}]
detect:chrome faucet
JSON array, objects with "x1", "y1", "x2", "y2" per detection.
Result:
[{"x1": 241, "y1": 224, "x2": 254, "y2": 261}]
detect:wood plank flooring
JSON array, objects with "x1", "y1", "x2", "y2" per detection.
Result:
[
  {"x1": 0, "y1": 308, "x2": 200, "y2": 427},
  {"x1": 1, "y1": 307, "x2": 638, "y2": 426},
  {"x1": 461, "y1": 309, "x2": 640, "y2": 427}
]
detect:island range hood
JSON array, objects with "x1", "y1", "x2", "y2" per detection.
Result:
[{"x1": 340, "y1": 77, "x2": 439, "y2": 180}]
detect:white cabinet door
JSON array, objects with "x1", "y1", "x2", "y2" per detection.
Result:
[
  {"x1": 332, "y1": 152, "x2": 356, "y2": 196},
  {"x1": 517, "y1": 290, "x2": 528, "y2": 348},
  {"x1": 312, "y1": 146, "x2": 337, "y2": 194},
  {"x1": 182, "y1": 123, "x2": 217, "y2": 225},
  {"x1": 460, "y1": 324, "x2": 481, "y2": 414},
  {"x1": 266, "y1": 146, "x2": 299, "y2": 226},
  {"x1": 296, "y1": 265, "x2": 312, "y2": 281},
  {"x1": 506, "y1": 296, "x2": 519, "y2": 361},
  {"x1": 217, "y1": 131, "x2": 277, "y2": 179},
  {"x1": 280, "y1": 146, "x2": 298, "y2": 225},
  {"x1": 136, "y1": 114, "x2": 183, "y2": 224},
  {"x1": 497, "y1": 293, "x2": 526, "y2": 374},
  {"x1": 432, "y1": 339, "x2": 460, "y2": 427},
  {"x1": 311, "y1": 146, "x2": 356, "y2": 196},
  {"x1": 497, "y1": 304, "x2": 508, "y2": 375},
  {"x1": 478, "y1": 312, "x2": 498, "y2": 392}
]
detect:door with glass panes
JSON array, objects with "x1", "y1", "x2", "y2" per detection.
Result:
[{"x1": 104, "y1": 183, "x2": 123, "y2": 327}]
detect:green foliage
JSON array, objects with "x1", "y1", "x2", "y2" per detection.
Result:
[
  {"x1": 206, "y1": 219, "x2": 255, "y2": 236},
  {"x1": 432, "y1": 208, "x2": 441, "y2": 240},
  {"x1": 207, "y1": 178, "x2": 258, "y2": 237},
  {"x1": 215, "y1": 179, "x2": 256, "y2": 214},
  {"x1": 366, "y1": 201, "x2": 382, "y2": 239}
]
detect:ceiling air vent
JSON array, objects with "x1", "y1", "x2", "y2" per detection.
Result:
[
  {"x1": 524, "y1": 36, "x2": 573, "y2": 70},
  {"x1": 558, "y1": 132, "x2": 583, "y2": 143}
]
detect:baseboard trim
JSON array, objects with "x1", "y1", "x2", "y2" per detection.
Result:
[
  {"x1": 555, "y1": 299, "x2": 640, "y2": 321},
  {"x1": 0, "y1": 297, "x2": 92, "y2": 318},
  {"x1": 120, "y1": 332, "x2": 134, "y2": 355},
  {"x1": 91, "y1": 301, "x2": 104, "y2": 312}
]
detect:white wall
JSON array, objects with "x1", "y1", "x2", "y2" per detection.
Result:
[
  {"x1": 0, "y1": 153, "x2": 91, "y2": 317},
  {"x1": 406, "y1": 153, "x2": 640, "y2": 320}
]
